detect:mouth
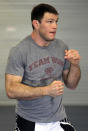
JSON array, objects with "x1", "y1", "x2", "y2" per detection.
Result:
[{"x1": 49, "y1": 31, "x2": 56, "y2": 35}]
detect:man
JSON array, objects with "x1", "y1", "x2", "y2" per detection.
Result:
[{"x1": 5, "y1": 3, "x2": 81, "y2": 131}]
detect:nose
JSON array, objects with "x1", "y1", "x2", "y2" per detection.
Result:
[{"x1": 52, "y1": 22, "x2": 58, "y2": 29}]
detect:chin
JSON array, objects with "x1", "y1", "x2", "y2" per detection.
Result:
[
  {"x1": 49, "y1": 38, "x2": 55, "y2": 41},
  {"x1": 46, "y1": 37, "x2": 55, "y2": 41}
]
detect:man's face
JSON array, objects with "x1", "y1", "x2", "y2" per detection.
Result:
[{"x1": 38, "y1": 12, "x2": 58, "y2": 41}]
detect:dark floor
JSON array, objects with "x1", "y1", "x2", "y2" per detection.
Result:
[{"x1": 0, "y1": 105, "x2": 88, "y2": 131}]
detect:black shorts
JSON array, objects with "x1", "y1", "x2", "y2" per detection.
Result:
[{"x1": 14, "y1": 114, "x2": 76, "y2": 131}]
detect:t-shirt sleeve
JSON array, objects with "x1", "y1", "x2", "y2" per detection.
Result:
[
  {"x1": 63, "y1": 45, "x2": 70, "y2": 70},
  {"x1": 63, "y1": 59, "x2": 70, "y2": 70},
  {"x1": 5, "y1": 47, "x2": 24, "y2": 77}
]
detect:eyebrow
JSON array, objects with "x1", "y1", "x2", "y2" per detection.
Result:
[{"x1": 47, "y1": 18, "x2": 59, "y2": 21}]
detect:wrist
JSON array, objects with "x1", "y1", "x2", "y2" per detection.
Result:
[
  {"x1": 42, "y1": 85, "x2": 49, "y2": 96},
  {"x1": 71, "y1": 63, "x2": 80, "y2": 68}
]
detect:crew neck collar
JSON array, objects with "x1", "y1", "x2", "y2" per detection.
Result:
[{"x1": 29, "y1": 35, "x2": 55, "y2": 49}]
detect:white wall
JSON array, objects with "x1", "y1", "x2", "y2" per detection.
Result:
[{"x1": 0, "y1": 0, "x2": 88, "y2": 105}]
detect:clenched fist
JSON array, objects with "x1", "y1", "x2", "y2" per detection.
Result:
[
  {"x1": 45, "y1": 80, "x2": 64, "y2": 97},
  {"x1": 64, "y1": 49, "x2": 80, "y2": 66}
]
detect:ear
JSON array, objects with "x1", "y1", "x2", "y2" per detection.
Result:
[{"x1": 32, "y1": 20, "x2": 39, "y2": 29}]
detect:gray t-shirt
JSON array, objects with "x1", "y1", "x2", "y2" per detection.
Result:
[{"x1": 6, "y1": 35, "x2": 70, "y2": 123}]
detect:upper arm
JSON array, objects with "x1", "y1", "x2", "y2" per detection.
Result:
[
  {"x1": 5, "y1": 47, "x2": 25, "y2": 98},
  {"x1": 5, "y1": 47, "x2": 25, "y2": 77},
  {"x1": 5, "y1": 74, "x2": 23, "y2": 93}
]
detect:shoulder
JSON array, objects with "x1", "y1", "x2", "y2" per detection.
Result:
[
  {"x1": 54, "y1": 38, "x2": 69, "y2": 49},
  {"x1": 10, "y1": 35, "x2": 32, "y2": 56},
  {"x1": 17, "y1": 35, "x2": 32, "y2": 51},
  {"x1": 8, "y1": 36, "x2": 30, "y2": 61}
]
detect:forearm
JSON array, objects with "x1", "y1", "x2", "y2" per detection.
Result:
[
  {"x1": 66, "y1": 64, "x2": 81, "y2": 89},
  {"x1": 6, "y1": 80, "x2": 65, "y2": 100},
  {"x1": 5, "y1": 74, "x2": 65, "y2": 100},
  {"x1": 6, "y1": 82, "x2": 47, "y2": 100},
  {"x1": 64, "y1": 49, "x2": 81, "y2": 89}
]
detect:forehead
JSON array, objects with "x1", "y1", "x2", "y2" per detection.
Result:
[{"x1": 42, "y1": 12, "x2": 59, "y2": 20}]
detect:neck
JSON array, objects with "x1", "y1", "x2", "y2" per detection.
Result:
[{"x1": 31, "y1": 30, "x2": 50, "y2": 47}]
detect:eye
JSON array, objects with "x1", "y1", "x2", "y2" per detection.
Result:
[
  {"x1": 56, "y1": 20, "x2": 58, "y2": 24},
  {"x1": 47, "y1": 20, "x2": 53, "y2": 23},
  {"x1": 47, "y1": 20, "x2": 58, "y2": 24}
]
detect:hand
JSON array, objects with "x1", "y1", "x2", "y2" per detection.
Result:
[
  {"x1": 46, "y1": 81, "x2": 64, "y2": 97},
  {"x1": 64, "y1": 49, "x2": 80, "y2": 66}
]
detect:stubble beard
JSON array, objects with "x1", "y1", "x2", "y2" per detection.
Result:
[{"x1": 39, "y1": 31, "x2": 55, "y2": 42}]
